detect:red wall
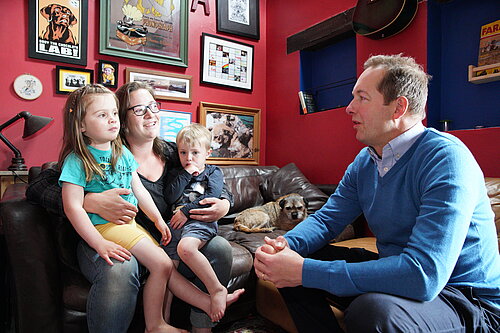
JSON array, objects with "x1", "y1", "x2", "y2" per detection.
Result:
[
  {"x1": 1, "y1": 0, "x2": 498, "y2": 179},
  {"x1": 265, "y1": 0, "x2": 499, "y2": 182},
  {"x1": 0, "y1": 0, "x2": 267, "y2": 169}
]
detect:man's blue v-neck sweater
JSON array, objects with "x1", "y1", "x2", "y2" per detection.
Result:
[{"x1": 285, "y1": 128, "x2": 500, "y2": 309}]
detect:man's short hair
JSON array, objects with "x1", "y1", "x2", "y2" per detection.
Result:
[
  {"x1": 176, "y1": 123, "x2": 212, "y2": 150},
  {"x1": 364, "y1": 54, "x2": 431, "y2": 119}
]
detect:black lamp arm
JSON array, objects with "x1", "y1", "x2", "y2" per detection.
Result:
[
  {"x1": 0, "y1": 132, "x2": 22, "y2": 158},
  {"x1": 0, "y1": 112, "x2": 24, "y2": 132}
]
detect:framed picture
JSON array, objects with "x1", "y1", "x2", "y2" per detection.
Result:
[
  {"x1": 158, "y1": 110, "x2": 192, "y2": 142},
  {"x1": 97, "y1": 60, "x2": 119, "y2": 88},
  {"x1": 201, "y1": 33, "x2": 254, "y2": 91},
  {"x1": 126, "y1": 67, "x2": 192, "y2": 102},
  {"x1": 99, "y1": 0, "x2": 188, "y2": 67},
  {"x1": 217, "y1": 0, "x2": 260, "y2": 40},
  {"x1": 199, "y1": 101, "x2": 260, "y2": 165},
  {"x1": 55, "y1": 66, "x2": 93, "y2": 94},
  {"x1": 28, "y1": 0, "x2": 88, "y2": 66}
]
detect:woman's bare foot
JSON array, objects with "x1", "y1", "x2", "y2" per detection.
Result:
[{"x1": 210, "y1": 287, "x2": 227, "y2": 322}]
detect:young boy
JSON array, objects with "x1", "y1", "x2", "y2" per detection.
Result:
[{"x1": 163, "y1": 123, "x2": 227, "y2": 321}]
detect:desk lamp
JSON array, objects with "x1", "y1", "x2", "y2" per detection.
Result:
[{"x1": 0, "y1": 111, "x2": 53, "y2": 171}]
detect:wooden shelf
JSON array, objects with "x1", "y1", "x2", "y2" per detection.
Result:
[
  {"x1": 0, "y1": 170, "x2": 28, "y2": 199},
  {"x1": 468, "y1": 63, "x2": 500, "y2": 84}
]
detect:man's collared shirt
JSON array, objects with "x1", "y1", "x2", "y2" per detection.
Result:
[{"x1": 368, "y1": 122, "x2": 426, "y2": 177}]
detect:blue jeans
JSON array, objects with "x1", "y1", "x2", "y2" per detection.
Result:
[{"x1": 77, "y1": 235, "x2": 232, "y2": 333}]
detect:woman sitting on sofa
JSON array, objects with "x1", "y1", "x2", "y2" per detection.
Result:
[{"x1": 26, "y1": 81, "x2": 235, "y2": 333}]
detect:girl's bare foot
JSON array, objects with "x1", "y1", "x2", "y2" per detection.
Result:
[
  {"x1": 210, "y1": 287, "x2": 227, "y2": 322},
  {"x1": 145, "y1": 323, "x2": 188, "y2": 333}
]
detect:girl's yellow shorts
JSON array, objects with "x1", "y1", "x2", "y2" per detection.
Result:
[{"x1": 95, "y1": 219, "x2": 158, "y2": 250}]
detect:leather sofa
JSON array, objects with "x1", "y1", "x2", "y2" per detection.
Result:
[{"x1": 0, "y1": 162, "x2": 359, "y2": 333}]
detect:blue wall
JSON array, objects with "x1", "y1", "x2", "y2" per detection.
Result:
[
  {"x1": 300, "y1": 36, "x2": 357, "y2": 112},
  {"x1": 427, "y1": 0, "x2": 500, "y2": 130}
]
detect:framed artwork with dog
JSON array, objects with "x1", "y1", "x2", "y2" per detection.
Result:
[
  {"x1": 126, "y1": 67, "x2": 192, "y2": 102},
  {"x1": 200, "y1": 33, "x2": 254, "y2": 91},
  {"x1": 199, "y1": 101, "x2": 260, "y2": 165},
  {"x1": 216, "y1": 0, "x2": 260, "y2": 40},
  {"x1": 28, "y1": 0, "x2": 88, "y2": 66},
  {"x1": 55, "y1": 66, "x2": 93, "y2": 94},
  {"x1": 97, "y1": 60, "x2": 118, "y2": 89},
  {"x1": 99, "y1": 0, "x2": 188, "y2": 67}
]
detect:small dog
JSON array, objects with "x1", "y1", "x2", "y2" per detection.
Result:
[
  {"x1": 40, "y1": 4, "x2": 77, "y2": 44},
  {"x1": 233, "y1": 193, "x2": 308, "y2": 233}
]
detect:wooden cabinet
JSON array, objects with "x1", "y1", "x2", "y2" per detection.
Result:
[{"x1": 0, "y1": 171, "x2": 28, "y2": 199}]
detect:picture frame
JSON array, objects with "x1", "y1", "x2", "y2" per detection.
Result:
[
  {"x1": 28, "y1": 0, "x2": 88, "y2": 66},
  {"x1": 217, "y1": 0, "x2": 260, "y2": 40},
  {"x1": 199, "y1": 101, "x2": 260, "y2": 165},
  {"x1": 97, "y1": 60, "x2": 119, "y2": 89},
  {"x1": 99, "y1": 0, "x2": 188, "y2": 67},
  {"x1": 158, "y1": 110, "x2": 192, "y2": 142},
  {"x1": 201, "y1": 33, "x2": 254, "y2": 91},
  {"x1": 126, "y1": 67, "x2": 192, "y2": 102},
  {"x1": 55, "y1": 65, "x2": 94, "y2": 94}
]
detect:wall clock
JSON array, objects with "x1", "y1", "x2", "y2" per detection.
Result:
[{"x1": 13, "y1": 74, "x2": 43, "y2": 100}]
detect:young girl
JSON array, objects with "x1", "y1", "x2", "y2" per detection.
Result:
[{"x1": 58, "y1": 84, "x2": 180, "y2": 333}]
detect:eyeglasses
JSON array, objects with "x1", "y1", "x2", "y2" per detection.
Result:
[{"x1": 127, "y1": 101, "x2": 161, "y2": 116}]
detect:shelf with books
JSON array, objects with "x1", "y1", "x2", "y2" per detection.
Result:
[{"x1": 468, "y1": 63, "x2": 500, "y2": 84}]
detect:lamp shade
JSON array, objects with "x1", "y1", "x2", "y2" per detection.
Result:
[{"x1": 21, "y1": 112, "x2": 53, "y2": 138}]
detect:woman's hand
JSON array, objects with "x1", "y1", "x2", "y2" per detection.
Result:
[
  {"x1": 155, "y1": 219, "x2": 172, "y2": 245},
  {"x1": 95, "y1": 239, "x2": 132, "y2": 266},
  {"x1": 84, "y1": 189, "x2": 138, "y2": 224},
  {"x1": 170, "y1": 210, "x2": 188, "y2": 229},
  {"x1": 188, "y1": 198, "x2": 230, "y2": 222}
]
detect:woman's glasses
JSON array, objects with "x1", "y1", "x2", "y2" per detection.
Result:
[{"x1": 128, "y1": 101, "x2": 161, "y2": 116}]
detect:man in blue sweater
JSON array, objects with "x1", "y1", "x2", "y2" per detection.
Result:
[{"x1": 254, "y1": 54, "x2": 500, "y2": 332}]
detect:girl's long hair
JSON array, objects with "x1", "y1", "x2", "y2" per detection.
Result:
[
  {"x1": 115, "y1": 81, "x2": 167, "y2": 161},
  {"x1": 59, "y1": 84, "x2": 123, "y2": 182}
]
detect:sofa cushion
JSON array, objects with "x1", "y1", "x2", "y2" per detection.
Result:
[
  {"x1": 220, "y1": 165, "x2": 278, "y2": 216},
  {"x1": 261, "y1": 163, "x2": 329, "y2": 213}
]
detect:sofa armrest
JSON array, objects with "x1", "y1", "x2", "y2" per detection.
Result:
[{"x1": 1, "y1": 185, "x2": 63, "y2": 332}]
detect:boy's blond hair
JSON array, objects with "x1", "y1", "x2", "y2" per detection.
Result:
[{"x1": 176, "y1": 123, "x2": 212, "y2": 150}]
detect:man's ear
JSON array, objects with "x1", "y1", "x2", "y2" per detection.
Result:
[{"x1": 393, "y1": 96, "x2": 409, "y2": 120}]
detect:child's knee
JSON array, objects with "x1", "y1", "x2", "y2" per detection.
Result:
[{"x1": 177, "y1": 243, "x2": 195, "y2": 260}]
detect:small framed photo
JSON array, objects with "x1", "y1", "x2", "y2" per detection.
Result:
[
  {"x1": 126, "y1": 67, "x2": 192, "y2": 102},
  {"x1": 217, "y1": 0, "x2": 260, "y2": 40},
  {"x1": 97, "y1": 60, "x2": 118, "y2": 88},
  {"x1": 199, "y1": 101, "x2": 260, "y2": 165},
  {"x1": 158, "y1": 110, "x2": 192, "y2": 142},
  {"x1": 28, "y1": 0, "x2": 88, "y2": 66},
  {"x1": 55, "y1": 65, "x2": 94, "y2": 94},
  {"x1": 201, "y1": 33, "x2": 254, "y2": 91}
]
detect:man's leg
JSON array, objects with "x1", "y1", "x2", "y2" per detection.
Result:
[
  {"x1": 77, "y1": 241, "x2": 142, "y2": 333},
  {"x1": 344, "y1": 285, "x2": 492, "y2": 333},
  {"x1": 176, "y1": 236, "x2": 232, "y2": 329},
  {"x1": 278, "y1": 244, "x2": 379, "y2": 333}
]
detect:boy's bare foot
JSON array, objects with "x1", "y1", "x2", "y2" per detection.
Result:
[
  {"x1": 226, "y1": 288, "x2": 245, "y2": 307},
  {"x1": 210, "y1": 287, "x2": 228, "y2": 322}
]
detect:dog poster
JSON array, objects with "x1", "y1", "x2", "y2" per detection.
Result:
[
  {"x1": 200, "y1": 102, "x2": 261, "y2": 165},
  {"x1": 28, "y1": 0, "x2": 88, "y2": 66}
]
